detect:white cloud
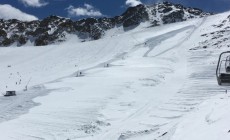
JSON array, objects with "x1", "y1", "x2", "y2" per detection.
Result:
[
  {"x1": 19, "y1": 0, "x2": 48, "y2": 7},
  {"x1": 84, "y1": 4, "x2": 93, "y2": 9},
  {"x1": 0, "y1": 4, "x2": 38, "y2": 21},
  {"x1": 126, "y1": 0, "x2": 142, "y2": 7},
  {"x1": 66, "y1": 4, "x2": 103, "y2": 17}
]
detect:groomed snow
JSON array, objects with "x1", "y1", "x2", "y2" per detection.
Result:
[{"x1": 0, "y1": 11, "x2": 230, "y2": 140}]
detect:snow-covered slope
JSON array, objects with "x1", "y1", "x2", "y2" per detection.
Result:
[{"x1": 0, "y1": 9, "x2": 230, "y2": 140}]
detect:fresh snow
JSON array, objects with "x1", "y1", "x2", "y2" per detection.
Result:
[{"x1": 0, "y1": 11, "x2": 230, "y2": 140}]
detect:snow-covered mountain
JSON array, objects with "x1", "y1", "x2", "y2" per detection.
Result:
[
  {"x1": 0, "y1": 2, "x2": 211, "y2": 47},
  {"x1": 1, "y1": 2, "x2": 230, "y2": 140}
]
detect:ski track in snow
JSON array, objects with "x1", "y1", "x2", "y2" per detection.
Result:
[
  {"x1": 0, "y1": 12, "x2": 229, "y2": 140},
  {"x1": 143, "y1": 25, "x2": 195, "y2": 57}
]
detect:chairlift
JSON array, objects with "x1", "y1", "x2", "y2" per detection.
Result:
[{"x1": 216, "y1": 51, "x2": 230, "y2": 85}]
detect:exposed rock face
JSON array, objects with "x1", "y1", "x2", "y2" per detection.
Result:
[
  {"x1": 0, "y1": 2, "x2": 211, "y2": 47},
  {"x1": 147, "y1": 2, "x2": 211, "y2": 25},
  {"x1": 190, "y1": 14, "x2": 230, "y2": 50},
  {"x1": 120, "y1": 5, "x2": 149, "y2": 28}
]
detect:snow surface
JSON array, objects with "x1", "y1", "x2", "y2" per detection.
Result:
[{"x1": 0, "y1": 11, "x2": 230, "y2": 140}]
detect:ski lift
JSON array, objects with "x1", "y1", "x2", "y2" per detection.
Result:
[
  {"x1": 3, "y1": 91, "x2": 16, "y2": 97},
  {"x1": 216, "y1": 51, "x2": 230, "y2": 85}
]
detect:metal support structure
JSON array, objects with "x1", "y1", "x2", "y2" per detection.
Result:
[{"x1": 216, "y1": 51, "x2": 230, "y2": 85}]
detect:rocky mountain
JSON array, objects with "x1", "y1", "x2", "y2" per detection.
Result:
[{"x1": 0, "y1": 2, "x2": 212, "y2": 47}]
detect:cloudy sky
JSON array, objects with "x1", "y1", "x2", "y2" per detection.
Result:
[{"x1": 0, "y1": 0, "x2": 230, "y2": 21}]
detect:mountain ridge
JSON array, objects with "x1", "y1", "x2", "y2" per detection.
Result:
[{"x1": 0, "y1": 2, "x2": 212, "y2": 47}]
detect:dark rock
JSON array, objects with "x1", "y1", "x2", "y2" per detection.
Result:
[
  {"x1": 35, "y1": 33, "x2": 58, "y2": 46},
  {"x1": 121, "y1": 4, "x2": 149, "y2": 28},
  {"x1": 0, "y1": 29, "x2": 7, "y2": 37},
  {"x1": 18, "y1": 35, "x2": 27, "y2": 45},
  {"x1": 162, "y1": 7, "x2": 173, "y2": 13},
  {"x1": 2, "y1": 38, "x2": 13, "y2": 46},
  {"x1": 163, "y1": 10, "x2": 185, "y2": 24},
  {"x1": 228, "y1": 15, "x2": 230, "y2": 22}
]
